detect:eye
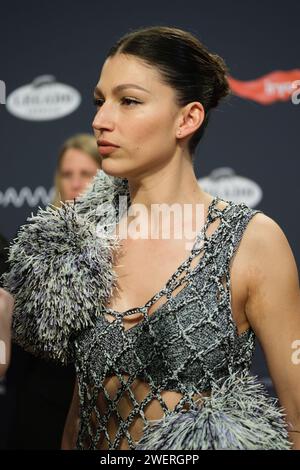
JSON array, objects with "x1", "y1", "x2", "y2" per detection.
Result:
[
  {"x1": 60, "y1": 171, "x2": 72, "y2": 179},
  {"x1": 121, "y1": 97, "x2": 140, "y2": 106},
  {"x1": 93, "y1": 97, "x2": 141, "y2": 108},
  {"x1": 93, "y1": 97, "x2": 104, "y2": 107}
]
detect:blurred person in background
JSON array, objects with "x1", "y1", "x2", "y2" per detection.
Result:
[
  {"x1": 0, "y1": 235, "x2": 13, "y2": 378},
  {"x1": 0, "y1": 235, "x2": 14, "y2": 450},
  {"x1": 52, "y1": 133, "x2": 101, "y2": 207},
  {"x1": 0, "y1": 234, "x2": 14, "y2": 379},
  {"x1": 5, "y1": 133, "x2": 101, "y2": 449},
  {"x1": 0, "y1": 288, "x2": 14, "y2": 379}
]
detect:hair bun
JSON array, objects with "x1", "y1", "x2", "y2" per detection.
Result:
[{"x1": 209, "y1": 53, "x2": 231, "y2": 108}]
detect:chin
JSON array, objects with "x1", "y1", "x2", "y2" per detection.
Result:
[{"x1": 100, "y1": 158, "x2": 134, "y2": 179}]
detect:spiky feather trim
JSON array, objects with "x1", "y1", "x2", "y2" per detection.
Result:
[
  {"x1": 1, "y1": 170, "x2": 129, "y2": 364},
  {"x1": 75, "y1": 170, "x2": 130, "y2": 225},
  {"x1": 135, "y1": 370, "x2": 292, "y2": 450}
]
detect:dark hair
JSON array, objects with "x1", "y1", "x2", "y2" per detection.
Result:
[{"x1": 106, "y1": 25, "x2": 231, "y2": 157}]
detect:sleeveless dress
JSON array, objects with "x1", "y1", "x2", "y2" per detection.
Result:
[{"x1": 2, "y1": 170, "x2": 292, "y2": 450}]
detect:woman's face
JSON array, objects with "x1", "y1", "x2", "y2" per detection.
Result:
[
  {"x1": 92, "y1": 53, "x2": 182, "y2": 179},
  {"x1": 59, "y1": 148, "x2": 99, "y2": 201}
]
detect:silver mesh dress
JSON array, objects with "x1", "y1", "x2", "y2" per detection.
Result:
[{"x1": 2, "y1": 169, "x2": 292, "y2": 450}]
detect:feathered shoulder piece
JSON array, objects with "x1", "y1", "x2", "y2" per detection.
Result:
[{"x1": 2, "y1": 170, "x2": 130, "y2": 364}]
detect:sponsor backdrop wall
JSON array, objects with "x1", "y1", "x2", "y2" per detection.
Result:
[{"x1": 0, "y1": 0, "x2": 299, "y2": 448}]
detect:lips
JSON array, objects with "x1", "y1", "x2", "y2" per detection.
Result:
[
  {"x1": 98, "y1": 145, "x2": 119, "y2": 156},
  {"x1": 97, "y1": 139, "x2": 119, "y2": 147},
  {"x1": 97, "y1": 139, "x2": 120, "y2": 156}
]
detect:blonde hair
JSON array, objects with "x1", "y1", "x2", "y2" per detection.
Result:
[{"x1": 52, "y1": 133, "x2": 100, "y2": 207}]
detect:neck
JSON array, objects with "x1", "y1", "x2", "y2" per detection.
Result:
[{"x1": 127, "y1": 152, "x2": 208, "y2": 211}]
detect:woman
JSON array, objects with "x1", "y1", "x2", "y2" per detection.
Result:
[
  {"x1": 52, "y1": 133, "x2": 101, "y2": 207},
  {"x1": 4, "y1": 133, "x2": 101, "y2": 449},
  {"x1": 3, "y1": 26, "x2": 300, "y2": 450}
]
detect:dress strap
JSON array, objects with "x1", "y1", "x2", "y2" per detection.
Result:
[{"x1": 226, "y1": 203, "x2": 263, "y2": 269}]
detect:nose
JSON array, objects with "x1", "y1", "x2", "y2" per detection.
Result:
[
  {"x1": 71, "y1": 176, "x2": 84, "y2": 190},
  {"x1": 92, "y1": 102, "x2": 115, "y2": 132}
]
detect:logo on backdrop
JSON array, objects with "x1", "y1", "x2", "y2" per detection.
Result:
[
  {"x1": 228, "y1": 69, "x2": 300, "y2": 105},
  {"x1": 0, "y1": 186, "x2": 55, "y2": 208},
  {"x1": 198, "y1": 167, "x2": 263, "y2": 207},
  {"x1": 291, "y1": 80, "x2": 300, "y2": 104},
  {"x1": 6, "y1": 75, "x2": 81, "y2": 120}
]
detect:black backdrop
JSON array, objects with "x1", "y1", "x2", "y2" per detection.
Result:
[{"x1": 0, "y1": 0, "x2": 299, "y2": 448}]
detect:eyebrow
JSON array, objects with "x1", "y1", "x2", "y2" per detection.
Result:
[{"x1": 94, "y1": 83, "x2": 151, "y2": 96}]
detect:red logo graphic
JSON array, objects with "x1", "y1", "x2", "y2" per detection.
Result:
[{"x1": 228, "y1": 70, "x2": 300, "y2": 105}]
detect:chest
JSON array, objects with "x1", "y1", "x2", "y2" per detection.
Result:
[
  {"x1": 109, "y1": 236, "x2": 194, "y2": 308},
  {"x1": 105, "y1": 230, "x2": 250, "y2": 334}
]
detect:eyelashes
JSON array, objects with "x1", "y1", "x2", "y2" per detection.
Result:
[{"x1": 93, "y1": 97, "x2": 141, "y2": 107}]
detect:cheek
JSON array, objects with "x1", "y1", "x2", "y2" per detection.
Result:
[
  {"x1": 60, "y1": 179, "x2": 73, "y2": 199},
  {"x1": 60, "y1": 180, "x2": 67, "y2": 192},
  {"x1": 131, "y1": 112, "x2": 174, "y2": 148},
  {"x1": 61, "y1": 178, "x2": 71, "y2": 187}
]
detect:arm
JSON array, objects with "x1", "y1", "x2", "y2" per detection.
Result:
[
  {"x1": 0, "y1": 288, "x2": 14, "y2": 378},
  {"x1": 244, "y1": 214, "x2": 300, "y2": 449},
  {"x1": 61, "y1": 377, "x2": 80, "y2": 450}
]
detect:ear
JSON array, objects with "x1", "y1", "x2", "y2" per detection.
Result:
[{"x1": 176, "y1": 102, "x2": 205, "y2": 139}]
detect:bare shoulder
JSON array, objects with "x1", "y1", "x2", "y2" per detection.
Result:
[
  {"x1": 210, "y1": 196, "x2": 297, "y2": 303},
  {"x1": 239, "y1": 211, "x2": 299, "y2": 304},
  {"x1": 241, "y1": 211, "x2": 291, "y2": 248},
  {"x1": 240, "y1": 211, "x2": 296, "y2": 263},
  {"x1": 216, "y1": 199, "x2": 292, "y2": 269}
]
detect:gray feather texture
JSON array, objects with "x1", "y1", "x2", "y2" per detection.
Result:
[
  {"x1": 1, "y1": 170, "x2": 130, "y2": 364},
  {"x1": 135, "y1": 370, "x2": 292, "y2": 450}
]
